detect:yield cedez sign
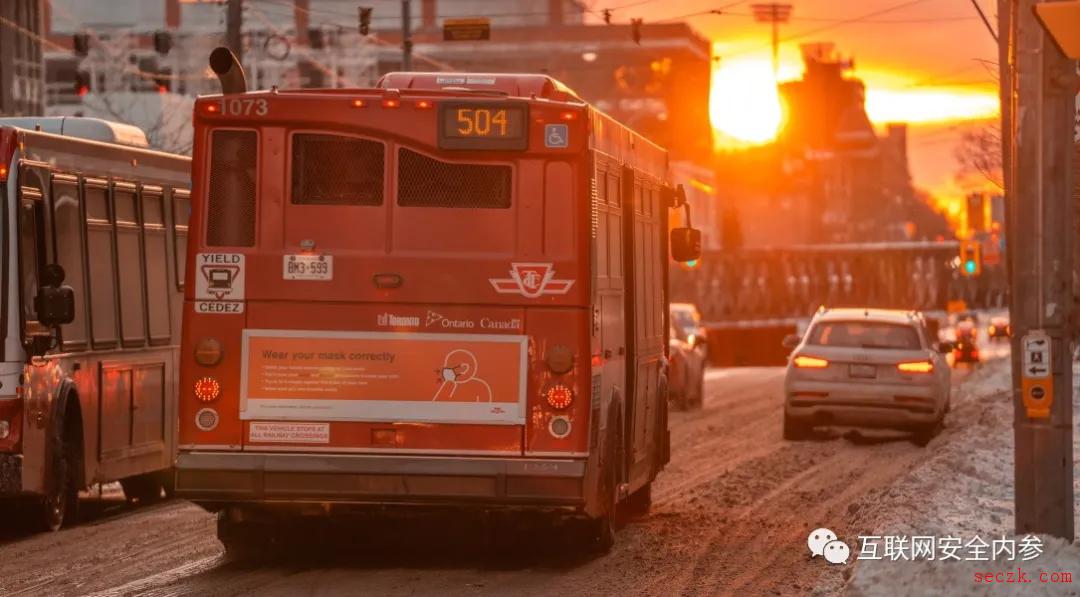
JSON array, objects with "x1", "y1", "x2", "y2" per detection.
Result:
[{"x1": 1021, "y1": 330, "x2": 1053, "y2": 418}]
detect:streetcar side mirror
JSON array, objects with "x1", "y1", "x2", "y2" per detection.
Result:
[
  {"x1": 36, "y1": 263, "x2": 75, "y2": 328},
  {"x1": 36, "y1": 286, "x2": 75, "y2": 328},
  {"x1": 671, "y1": 227, "x2": 701, "y2": 263}
]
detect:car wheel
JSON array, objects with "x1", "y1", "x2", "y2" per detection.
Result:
[
  {"x1": 693, "y1": 371, "x2": 705, "y2": 408},
  {"x1": 912, "y1": 416, "x2": 944, "y2": 447},
  {"x1": 783, "y1": 412, "x2": 811, "y2": 441}
]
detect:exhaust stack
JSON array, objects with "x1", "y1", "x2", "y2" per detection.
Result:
[{"x1": 209, "y1": 47, "x2": 247, "y2": 95}]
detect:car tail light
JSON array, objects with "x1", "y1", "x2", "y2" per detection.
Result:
[
  {"x1": 897, "y1": 361, "x2": 934, "y2": 374},
  {"x1": 381, "y1": 99, "x2": 400, "y2": 108},
  {"x1": 793, "y1": 355, "x2": 829, "y2": 368},
  {"x1": 351, "y1": 99, "x2": 367, "y2": 108},
  {"x1": 194, "y1": 337, "x2": 223, "y2": 366},
  {"x1": 545, "y1": 384, "x2": 574, "y2": 409},
  {"x1": 194, "y1": 377, "x2": 221, "y2": 402},
  {"x1": 415, "y1": 100, "x2": 433, "y2": 109}
]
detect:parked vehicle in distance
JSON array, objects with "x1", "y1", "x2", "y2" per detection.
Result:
[
  {"x1": 668, "y1": 323, "x2": 706, "y2": 409},
  {"x1": 988, "y1": 317, "x2": 1011, "y2": 340},
  {"x1": 670, "y1": 302, "x2": 708, "y2": 357},
  {"x1": 782, "y1": 308, "x2": 951, "y2": 446},
  {"x1": 0, "y1": 118, "x2": 189, "y2": 530},
  {"x1": 952, "y1": 322, "x2": 980, "y2": 364}
]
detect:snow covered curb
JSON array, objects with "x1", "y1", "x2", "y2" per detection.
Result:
[{"x1": 844, "y1": 358, "x2": 1080, "y2": 596}]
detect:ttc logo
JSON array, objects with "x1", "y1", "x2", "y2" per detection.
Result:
[{"x1": 489, "y1": 263, "x2": 575, "y2": 299}]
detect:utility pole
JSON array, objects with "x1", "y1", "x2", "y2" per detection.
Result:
[
  {"x1": 401, "y1": 0, "x2": 413, "y2": 71},
  {"x1": 226, "y1": 0, "x2": 243, "y2": 66},
  {"x1": 1002, "y1": 0, "x2": 1077, "y2": 542},
  {"x1": 751, "y1": 3, "x2": 793, "y2": 80}
]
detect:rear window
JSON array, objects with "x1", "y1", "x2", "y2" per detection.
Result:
[
  {"x1": 806, "y1": 321, "x2": 921, "y2": 349},
  {"x1": 291, "y1": 133, "x2": 384, "y2": 205},
  {"x1": 397, "y1": 148, "x2": 511, "y2": 208},
  {"x1": 206, "y1": 129, "x2": 256, "y2": 247}
]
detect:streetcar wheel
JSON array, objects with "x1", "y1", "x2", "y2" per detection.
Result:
[
  {"x1": 622, "y1": 482, "x2": 652, "y2": 518},
  {"x1": 39, "y1": 425, "x2": 79, "y2": 532},
  {"x1": 120, "y1": 473, "x2": 163, "y2": 505}
]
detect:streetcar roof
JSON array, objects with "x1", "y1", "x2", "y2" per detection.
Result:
[{"x1": 0, "y1": 117, "x2": 149, "y2": 148}]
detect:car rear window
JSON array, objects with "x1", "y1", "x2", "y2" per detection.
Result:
[{"x1": 806, "y1": 321, "x2": 921, "y2": 349}]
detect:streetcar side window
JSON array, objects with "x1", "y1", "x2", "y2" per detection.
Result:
[
  {"x1": 290, "y1": 133, "x2": 384, "y2": 206},
  {"x1": 84, "y1": 184, "x2": 119, "y2": 348},
  {"x1": 51, "y1": 179, "x2": 88, "y2": 350},
  {"x1": 142, "y1": 189, "x2": 171, "y2": 344},
  {"x1": 172, "y1": 189, "x2": 190, "y2": 289},
  {"x1": 114, "y1": 186, "x2": 147, "y2": 347},
  {"x1": 206, "y1": 129, "x2": 257, "y2": 247}
]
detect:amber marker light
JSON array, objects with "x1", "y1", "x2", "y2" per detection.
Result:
[
  {"x1": 381, "y1": 99, "x2": 400, "y2": 108},
  {"x1": 351, "y1": 99, "x2": 367, "y2": 108},
  {"x1": 415, "y1": 100, "x2": 433, "y2": 109}
]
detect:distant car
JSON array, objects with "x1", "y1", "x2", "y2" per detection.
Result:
[
  {"x1": 670, "y1": 303, "x2": 708, "y2": 357},
  {"x1": 668, "y1": 323, "x2": 706, "y2": 409},
  {"x1": 782, "y1": 308, "x2": 951, "y2": 446},
  {"x1": 952, "y1": 322, "x2": 980, "y2": 364},
  {"x1": 988, "y1": 317, "x2": 1011, "y2": 340}
]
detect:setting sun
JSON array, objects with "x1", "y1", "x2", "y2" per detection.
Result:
[
  {"x1": 709, "y1": 55, "x2": 1000, "y2": 148},
  {"x1": 709, "y1": 58, "x2": 787, "y2": 145}
]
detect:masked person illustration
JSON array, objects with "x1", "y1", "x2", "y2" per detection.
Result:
[{"x1": 433, "y1": 349, "x2": 494, "y2": 402}]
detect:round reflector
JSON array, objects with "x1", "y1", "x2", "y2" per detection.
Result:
[
  {"x1": 194, "y1": 377, "x2": 221, "y2": 402},
  {"x1": 549, "y1": 416, "x2": 571, "y2": 439},
  {"x1": 195, "y1": 408, "x2": 219, "y2": 431}
]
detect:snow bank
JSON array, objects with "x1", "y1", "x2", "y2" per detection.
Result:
[{"x1": 845, "y1": 358, "x2": 1080, "y2": 596}]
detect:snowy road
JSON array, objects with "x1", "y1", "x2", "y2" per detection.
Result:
[{"x1": 0, "y1": 360, "x2": 1000, "y2": 596}]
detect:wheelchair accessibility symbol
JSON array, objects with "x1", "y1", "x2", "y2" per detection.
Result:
[{"x1": 545, "y1": 124, "x2": 569, "y2": 148}]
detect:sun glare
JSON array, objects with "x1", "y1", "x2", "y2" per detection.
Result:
[
  {"x1": 709, "y1": 58, "x2": 786, "y2": 146},
  {"x1": 708, "y1": 52, "x2": 1001, "y2": 148},
  {"x1": 865, "y1": 89, "x2": 1000, "y2": 124}
]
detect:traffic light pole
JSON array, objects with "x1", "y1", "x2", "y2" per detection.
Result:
[{"x1": 1002, "y1": 0, "x2": 1077, "y2": 541}]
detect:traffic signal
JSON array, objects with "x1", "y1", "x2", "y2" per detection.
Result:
[
  {"x1": 359, "y1": 7, "x2": 372, "y2": 35},
  {"x1": 74, "y1": 70, "x2": 91, "y2": 96},
  {"x1": 72, "y1": 33, "x2": 89, "y2": 56},
  {"x1": 153, "y1": 30, "x2": 172, "y2": 55},
  {"x1": 678, "y1": 258, "x2": 701, "y2": 271},
  {"x1": 308, "y1": 28, "x2": 324, "y2": 49},
  {"x1": 631, "y1": 18, "x2": 642, "y2": 44},
  {"x1": 959, "y1": 240, "x2": 982, "y2": 277}
]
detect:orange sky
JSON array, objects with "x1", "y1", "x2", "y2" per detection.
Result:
[{"x1": 587, "y1": 0, "x2": 1002, "y2": 205}]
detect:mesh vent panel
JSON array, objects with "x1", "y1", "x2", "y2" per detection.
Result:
[
  {"x1": 397, "y1": 148, "x2": 511, "y2": 209},
  {"x1": 291, "y1": 134, "x2": 384, "y2": 205},
  {"x1": 207, "y1": 130, "x2": 256, "y2": 247}
]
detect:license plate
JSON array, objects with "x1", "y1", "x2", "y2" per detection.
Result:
[
  {"x1": 283, "y1": 254, "x2": 333, "y2": 280},
  {"x1": 849, "y1": 364, "x2": 877, "y2": 379}
]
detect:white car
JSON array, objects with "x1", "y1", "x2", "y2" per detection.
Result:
[{"x1": 782, "y1": 308, "x2": 951, "y2": 446}]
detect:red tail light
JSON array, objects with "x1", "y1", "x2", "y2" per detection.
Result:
[
  {"x1": 545, "y1": 384, "x2": 574, "y2": 409},
  {"x1": 194, "y1": 377, "x2": 221, "y2": 402},
  {"x1": 793, "y1": 355, "x2": 829, "y2": 368},
  {"x1": 897, "y1": 361, "x2": 934, "y2": 374}
]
